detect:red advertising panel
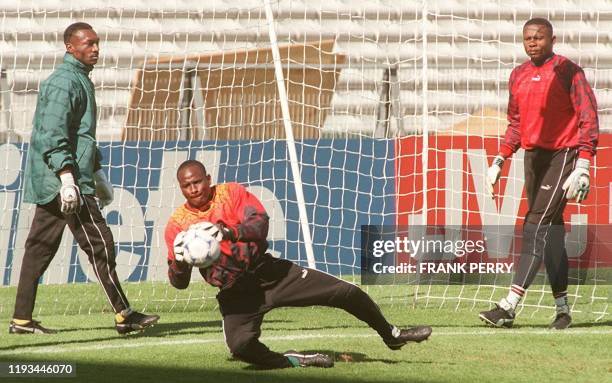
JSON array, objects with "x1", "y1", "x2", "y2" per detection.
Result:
[{"x1": 395, "y1": 134, "x2": 612, "y2": 268}]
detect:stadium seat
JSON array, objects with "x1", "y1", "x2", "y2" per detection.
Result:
[
  {"x1": 273, "y1": 0, "x2": 313, "y2": 17},
  {"x1": 400, "y1": 90, "x2": 504, "y2": 111},
  {"x1": 100, "y1": 41, "x2": 145, "y2": 66},
  {"x1": 0, "y1": 17, "x2": 41, "y2": 36},
  {"x1": 97, "y1": 115, "x2": 127, "y2": 141},
  {"x1": 138, "y1": 40, "x2": 184, "y2": 57},
  {"x1": 357, "y1": 0, "x2": 420, "y2": 18},
  {"x1": 336, "y1": 41, "x2": 422, "y2": 62},
  {"x1": 154, "y1": 19, "x2": 205, "y2": 35},
  {"x1": 115, "y1": 17, "x2": 163, "y2": 36},
  {"x1": 6, "y1": 69, "x2": 53, "y2": 92},
  {"x1": 121, "y1": 0, "x2": 198, "y2": 14},
  {"x1": 96, "y1": 89, "x2": 132, "y2": 109},
  {"x1": 361, "y1": 18, "x2": 422, "y2": 42},
  {"x1": 554, "y1": 20, "x2": 597, "y2": 41},
  {"x1": 2, "y1": 0, "x2": 612, "y2": 139},
  {"x1": 331, "y1": 90, "x2": 379, "y2": 114},
  {"x1": 433, "y1": 19, "x2": 489, "y2": 39},
  {"x1": 0, "y1": 41, "x2": 62, "y2": 66},
  {"x1": 44, "y1": 0, "x2": 103, "y2": 12},
  {"x1": 35, "y1": 17, "x2": 76, "y2": 34},
  {"x1": 0, "y1": 0, "x2": 30, "y2": 12},
  {"x1": 274, "y1": 19, "x2": 330, "y2": 40},
  {"x1": 176, "y1": 41, "x2": 219, "y2": 56},
  {"x1": 594, "y1": 89, "x2": 612, "y2": 107},
  {"x1": 336, "y1": 68, "x2": 382, "y2": 91},
  {"x1": 90, "y1": 68, "x2": 135, "y2": 88},
  {"x1": 322, "y1": 114, "x2": 377, "y2": 137},
  {"x1": 316, "y1": 0, "x2": 362, "y2": 16}
]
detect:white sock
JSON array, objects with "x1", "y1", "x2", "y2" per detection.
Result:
[
  {"x1": 391, "y1": 325, "x2": 401, "y2": 338},
  {"x1": 503, "y1": 284, "x2": 525, "y2": 310}
]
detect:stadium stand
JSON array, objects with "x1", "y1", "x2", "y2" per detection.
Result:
[{"x1": 0, "y1": 0, "x2": 611, "y2": 140}]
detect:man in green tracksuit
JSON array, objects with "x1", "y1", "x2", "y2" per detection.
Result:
[{"x1": 10, "y1": 22, "x2": 159, "y2": 335}]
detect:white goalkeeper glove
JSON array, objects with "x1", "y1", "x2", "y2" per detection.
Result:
[
  {"x1": 94, "y1": 169, "x2": 114, "y2": 209},
  {"x1": 173, "y1": 231, "x2": 187, "y2": 263},
  {"x1": 190, "y1": 221, "x2": 236, "y2": 242},
  {"x1": 59, "y1": 172, "x2": 81, "y2": 215},
  {"x1": 562, "y1": 158, "x2": 590, "y2": 202},
  {"x1": 487, "y1": 155, "x2": 505, "y2": 198}
]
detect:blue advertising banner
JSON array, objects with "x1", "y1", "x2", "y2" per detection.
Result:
[{"x1": 0, "y1": 140, "x2": 396, "y2": 285}]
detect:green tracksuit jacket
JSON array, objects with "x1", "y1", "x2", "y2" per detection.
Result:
[{"x1": 23, "y1": 53, "x2": 102, "y2": 205}]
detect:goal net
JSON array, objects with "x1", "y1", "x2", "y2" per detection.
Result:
[{"x1": 0, "y1": 0, "x2": 609, "y2": 320}]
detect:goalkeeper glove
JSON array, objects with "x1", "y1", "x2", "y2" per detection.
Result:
[
  {"x1": 173, "y1": 231, "x2": 187, "y2": 263},
  {"x1": 487, "y1": 155, "x2": 505, "y2": 198},
  {"x1": 59, "y1": 172, "x2": 82, "y2": 215},
  {"x1": 94, "y1": 169, "x2": 114, "y2": 209},
  {"x1": 562, "y1": 158, "x2": 590, "y2": 202},
  {"x1": 190, "y1": 221, "x2": 237, "y2": 242}
]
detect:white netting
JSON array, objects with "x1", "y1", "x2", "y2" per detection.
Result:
[{"x1": 0, "y1": 0, "x2": 609, "y2": 319}]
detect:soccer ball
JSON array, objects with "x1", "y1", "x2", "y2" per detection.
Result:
[{"x1": 181, "y1": 226, "x2": 221, "y2": 268}]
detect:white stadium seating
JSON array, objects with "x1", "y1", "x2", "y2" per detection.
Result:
[{"x1": 1, "y1": 0, "x2": 611, "y2": 139}]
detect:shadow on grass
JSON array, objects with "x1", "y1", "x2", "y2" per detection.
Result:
[
  {"x1": 56, "y1": 319, "x2": 225, "y2": 336},
  {"x1": 395, "y1": 322, "x2": 485, "y2": 329},
  {"x1": 452, "y1": 320, "x2": 612, "y2": 330},
  {"x1": 146, "y1": 319, "x2": 289, "y2": 336},
  {"x1": 296, "y1": 350, "x2": 426, "y2": 365},
  {"x1": 0, "y1": 321, "x2": 223, "y2": 352},
  {"x1": 0, "y1": 319, "x2": 300, "y2": 352},
  {"x1": 136, "y1": 320, "x2": 222, "y2": 336},
  {"x1": 241, "y1": 349, "x2": 439, "y2": 371},
  {"x1": 265, "y1": 323, "x2": 370, "y2": 332},
  {"x1": 566, "y1": 320, "x2": 612, "y2": 328},
  {"x1": 0, "y1": 358, "x2": 448, "y2": 383}
]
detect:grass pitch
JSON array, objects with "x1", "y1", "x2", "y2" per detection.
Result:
[{"x1": 0, "y1": 282, "x2": 610, "y2": 383}]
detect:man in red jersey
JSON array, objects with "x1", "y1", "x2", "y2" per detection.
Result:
[
  {"x1": 479, "y1": 18, "x2": 599, "y2": 330},
  {"x1": 165, "y1": 160, "x2": 432, "y2": 369}
]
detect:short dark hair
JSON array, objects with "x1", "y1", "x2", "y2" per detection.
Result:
[
  {"x1": 63, "y1": 22, "x2": 94, "y2": 44},
  {"x1": 523, "y1": 18, "x2": 553, "y2": 35},
  {"x1": 177, "y1": 160, "x2": 207, "y2": 179}
]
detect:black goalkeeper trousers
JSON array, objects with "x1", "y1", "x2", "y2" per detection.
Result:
[
  {"x1": 13, "y1": 195, "x2": 130, "y2": 320},
  {"x1": 217, "y1": 255, "x2": 394, "y2": 369},
  {"x1": 512, "y1": 148, "x2": 575, "y2": 294}
]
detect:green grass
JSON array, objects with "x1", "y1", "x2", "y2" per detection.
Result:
[{"x1": 0, "y1": 282, "x2": 610, "y2": 383}]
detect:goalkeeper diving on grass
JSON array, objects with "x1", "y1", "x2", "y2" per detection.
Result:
[{"x1": 165, "y1": 160, "x2": 432, "y2": 369}]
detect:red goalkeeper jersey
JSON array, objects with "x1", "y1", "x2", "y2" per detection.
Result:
[
  {"x1": 165, "y1": 182, "x2": 270, "y2": 290},
  {"x1": 500, "y1": 54, "x2": 599, "y2": 160}
]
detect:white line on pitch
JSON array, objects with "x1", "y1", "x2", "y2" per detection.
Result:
[{"x1": 1, "y1": 329, "x2": 611, "y2": 356}]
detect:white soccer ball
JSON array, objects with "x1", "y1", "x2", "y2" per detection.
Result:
[{"x1": 181, "y1": 226, "x2": 221, "y2": 268}]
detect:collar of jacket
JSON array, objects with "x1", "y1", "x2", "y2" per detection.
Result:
[{"x1": 63, "y1": 53, "x2": 94, "y2": 74}]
